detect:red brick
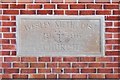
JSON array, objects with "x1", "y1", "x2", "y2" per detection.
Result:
[
  {"x1": 63, "y1": 57, "x2": 79, "y2": 62},
  {"x1": 106, "y1": 63, "x2": 119, "y2": 67},
  {"x1": 80, "y1": 57, "x2": 95, "y2": 62},
  {"x1": 87, "y1": 4, "x2": 102, "y2": 9},
  {"x1": 89, "y1": 63, "x2": 104, "y2": 67},
  {"x1": 65, "y1": 10, "x2": 78, "y2": 15},
  {"x1": 96, "y1": 57, "x2": 112, "y2": 62},
  {"x1": 52, "y1": 57, "x2": 62, "y2": 62},
  {"x1": 98, "y1": 68, "x2": 113, "y2": 73},
  {"x1": 106, "y1": 28, "x2": 120, "y2": 32},
  {"x1": 106, "y1": 40, "x2": 119, "y2": 44},
  {"x1": 113, "y1": 10, "x2": 120, "y2": 15},
  {"x1": 0, "y1": 16, "x2": 10, "y2": 20},
  {"x1": 105, "y1": 45, "x2": 112, "y2": 50},
  {"x1": 105, "y1": 16, "x2": 119, "y2": 21},
  {"x1": 105, "y1": 34, "x2": 112, "y2": 38},
  {"x1": 20, "y1": 10, "x2": 36, "y2": 14},
  {"x1": 1, "y1": 39, "x2": 10, "y2": 44},
  {"x1": 89, "y1": 74, "x2": 105, "y2": 79},
  {"x1": 21, "y1": 57, "x2": 37, "y2": 62},
  {"x1": 2, "y1": 22, "x2": 16, "y2": 26},
  {"x1": 38, "y1": 69, "x2": 51, "y2": 73},
  {"x1": 96, "y1": 10, "x2": 111, "y2": 15},
  {"x1": 4, "y1": 57, "x2": 20, "y2": 62},
  {"x1": 13, "y1": 74, "x2": 28, "y2": 79},
  {"x1": 80, "y1": 10, "x2": 95, "y2": 15},
  {"x1": 72, "y1": 63, "x2": 87, "y2": 67},
  {"x1": 11, "y1": 51, "x2": 16, "y2": 56},
  {"x1": 51, "y1": 0, "x2": 63, "y2": 3},
  {"x1": 2, "y1": 45, "x2": 15, "y2": 50},
  {"x1": 105, "y1": 74, "x2": 120, "y2": 79},
  {"x1": 72, "y1": 74, "x2": 87, "y2": 79},
  {"x1": 2, "y1": 63, "x2": 11, "y2": 68},
  {"x1": 105, "y1": 22, "x2": 112, "y2": 26},
  {"x1": 30, "y1": 74, "x2": 45, "y2": 79},
  {"x1": 113, "y1": 45, "x2": 120, "y2": 50},
  {"x1": 37, "y1": 10, "x2": 53, "y2": 15},
  {"x1": 57, "y1": 4, "x2": 68, "y2": 9},
  {"x1": 78, "y1": 0, "x2": 93, "y2": 3},
  {"x1": 44, "y1": 4, "x2": 55, "y2": 9},
  {"x1": 35, "y1": 0, "x2": 50, "y2": 3},
  {"x1": 81, "y1": 68, "x2": 96, "y2": 73},
  {"x1": 10, "y1": 4, "x2": 25, "y2": 9},
  {"x1": 114, "y1": 68, "x2": 120, "y2": 73},
  {"x1": 96, "y1": 0, "x2": 110, "y2": 3},
  {"x1": 11, "y1": 16, "x2": 16, "y2": 20},
  {"x1": 3, "y1": 10, "x2": 19, "y2": 14},
  {"x1": 10, "y1": 39, "x2": 16, "y2": 44},
  {"x1": 1, "y1": 28, "x2": 10, "y2": 32},
  {"x1": 59, "y1": 74, "x2": 70, "y2": 79},
  {"x1": 11, "y1": 28, "x2": 16, "y2": 32},
  {"x1": 106, "y1": 51, "x2": 119, "y2": 56},
  {"x1": 13, "y1": 63, "x2": 28, "y2": 68},
  {"x1": 17, "y1": 0, "x2": 33, "y2": 3},
  {"x1": 27, "y1": 4, "x2": 42, "y2": 9},
  {"x1": 0, "y1": 4, "x2": 8, "y2": 9},
  {"x1": 30, "y1": 63, "x2": 45, "y2": 68},
  {"x1": 47, "y1": 63, "x2": 57, "y2": 67},
  {"x1": 114, "y1": 57, "x2": 120, "y2": 62},
  {"x1": 2, "y1": 74, "x2": 12, "y2": 79},
  {"x1": 70, "y1": 4, "x2": 85, "y2": 9},
  {"x1": 4, "y1": 68, "x2": 19, "y2": 73},
  {"x1": 1, "y1": 0, "x2": 16, "y2": 3},
  {"x1": 104, "y1": 4, "x2": 119, "y2": 9},
  {"x1": 52, "y1": 68, "x2": 62, "y2": 73},
  {"x1": 1, "y1": 51, "x2": 10, "y2": 56},
  {"x1": 65, "y1": 0, "x2": 76, "y2": 3},
  {"x1": 59, "y1": 63, "x2": 71, "y2": 67},
  {"x1": 114, "y1": 22, "x2": 120, "y2": 26},
  {"x1": 46, "y1": 74, "x2": 57, "y2": 79},
  {"x1": 64, "y1": 68, "x2": 79, "y2": 73},
  {"x1": 54, "y1": 10, "x2": 64, "y2": 15},
  {"x1": 38, "y1": 57, "x2": 50, "y2": 62},
  {"x1": 21, "y1": 69, "x2": 36, "y2": 73}
]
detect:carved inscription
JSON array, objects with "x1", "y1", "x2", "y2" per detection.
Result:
[{"x1": 17, "y1": 16, "x2": 104, "y2": 56}]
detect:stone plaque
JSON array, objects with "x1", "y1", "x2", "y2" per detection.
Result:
[{"x1": 17, "y1": 15, "x2": 105, "y2": 56}]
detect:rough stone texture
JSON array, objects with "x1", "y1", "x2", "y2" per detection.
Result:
[{"x1": 17, "y1": 15, "x2": 104, "y2": 56}]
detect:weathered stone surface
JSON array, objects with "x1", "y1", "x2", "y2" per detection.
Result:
[{"x1": 17, "y1": 15, "x2": 105, "y2": 56}]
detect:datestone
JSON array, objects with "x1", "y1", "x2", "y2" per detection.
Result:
[{"x1": 16, "y1": 15, "x2": 105, "y2": 56}]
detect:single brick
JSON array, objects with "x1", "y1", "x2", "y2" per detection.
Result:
[
  {"x1": 80, "y1": 57, "x2": 95, "y2": 62},
  {"x1": 87, "y1": 4, "x2": 102, "y2": 9},
  {"x1": 27, "y1": 4, "x2": 42, "y2": 9},
  {"x1": 38, "y1": 57, "x2": 51, "y2": 62},
  {"x1": 21, "y1": 57, "x2": 37, "y2": 62},
  {"x1": 2, "y1": 22, "x2": 16, "y2": 26},
  {"x1": 38, "y1": 69, "x2": 51, "y2": 73},
  {"x1": 96, "y1": 57, "x2": 112, "y2": 62},
  {"x1": 2, "y1": 45, "x2": 15, "y2": 50},
  {"x1": 21, "y1": 69, "x2": 36, "y2": 73},
  {"x1": 105, "y1": 16, "x2": 119, "y2": 21},
  {"x1": 35, "y1": 0, "x2": 50, "y2": 3},
  {"x1": 46, "y1": 74, "x2": 57, "y2": 79},
  {"x1": 1, "y1": 28, "x2": 10, "y2": 32},
  {"x1": 57, "y1": 4, "x2": 68, "y2": 9},
  {"x1": 89, "y1": 74, "x2": 105, "y2": 79},
  {"x1": 59, "y1": 63, "x2": 71, "y2": 68},
  {"x1": 52, "y1": 57, "x2": 62, "y2": 62},
  {"x1": 113, "y1": 10, "x2": 120, "y2": 15},
  {"x1": 64, "y1": 68, "x2": 79, "y2": 73},
  {"x1": 72, "y1": 74, "x2": 87, "y2": 79},
  {"x1": 0, "y1": 4, "x2": 8, "y2": 9},
  {"x1": 44, "y1": 4, "x2": 55, "y2": 9},
  {"x1": 1, "y1": 74, "x2": 12, "y2": 79},
  {"x1": 30, "y1": 63, "x2": 45, "y2": 68},
  {"x1": 13, "y1": 74, "x2": 28, "y2": 79},
  {"x1": 70, "y1": 4, "x2": 85, "y2": 9},
  {"x1": 30, "y1": 74, "x2": 45, "y2": 79},
  {"x1": 106, "y1": 63, "x2": 119, "y2": 67},
  {"x1": 106, "y1": 40, "x2": 119, "y2": 44},
  {"x1": 47, "y1": 63, "x2": 57, "y2": 67},
  {"x1": 13, "y1": 63, "x2": 28, "y2": 68},
  {"x1": 3, "y1": 10, "x2": 19, "y2": 14},
  {"x1": 2, "y1": 63, "x2": 11, "y2": 68},
  {"x1": 10, "y1": 4, "x2": 25, "y2": 9},
  {"x1": 105, "y1": 74, "x2": 120, "y2": 79},
  {"x1": 63, "y1": 57, "x2": 79, "y2": 62},
  {"x1": 97, "y1": 68, "x2": 113, "y2": 73},
  {"x1": 80, "y1": 10, "x2": 95, "y2": 15},
  {"x1": 81, "y1": 68, "x2": 96, "y2": 73},
  {"x1": 58, "y1": 74, "x2": 70, "y2": 79},
  {"x1": 89, "y1": 63, "x2": 104, "y2": 67},
  {"x1": 106, "y1": 51, "x2": 119, "y2": 56},
  {"x1": 105, "y1": 34, "x2": 112, "y2": 38},
  {"x1": 0, "y1": 16, "x2": 10, "y2": 20},
  {"x1": 37, "y1": 10, "x2": 53, "y2": 15},
  {"x1": 20, "y1": 10, "x2": 36, "y2": 14},
  {"x1": 104, "y1": 4, "x2": 119, "y2": 9},
  {"x1": 4, "y1": 68, "x2": 19, "y2": 73},
  {"x1": 105, "y1": 22, "x2": 112, "y2": 26},
  {"x1": 72, "y1": 63, "x2": 88, "y2": 67},
  {"x1": 52, "y1": 68, "x2": 63, "y2": 73},
  {"x1": 1, "y1": 39, "x2": 10, "y2": 44},
  {"x1": 51, "y1": 0, "x2": 63, "y2": 3},
  {"x1": 65, "y1": 10, "x2": 78, "y2": 15},
  {"x1": 96, "y1": 10, "x2": 111, "y2": 15}
]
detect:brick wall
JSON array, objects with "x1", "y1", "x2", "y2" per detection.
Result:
[{"x1": 0, "y1": 0, "x2": 120, "y2": 79}]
